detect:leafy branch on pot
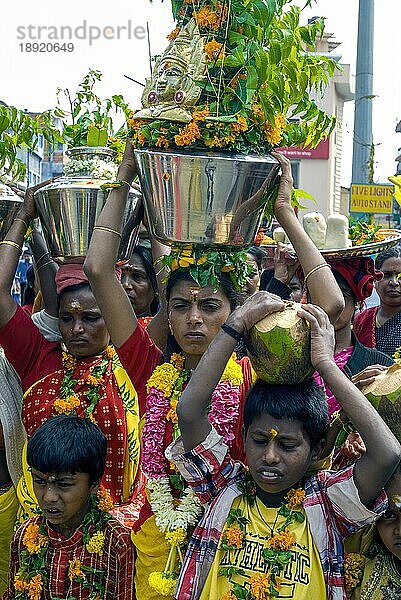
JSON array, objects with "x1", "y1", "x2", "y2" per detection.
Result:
[
  {"x1": 56, "y1": 69, "x2": 131, "y2": 159},
  {"x1": 130, "y1": 0, "x2": 339, "y2": 153}
]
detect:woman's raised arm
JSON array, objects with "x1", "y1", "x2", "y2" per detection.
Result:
[
  {"x1": 84, "y1": 141, "x2": 140, "y2": 348},
  {"x1": 272, "y1": 151, "x2": 344, "y2": 323},
  {"x1": 0, "y1": 181, "x2": 50, "y2": 328}
]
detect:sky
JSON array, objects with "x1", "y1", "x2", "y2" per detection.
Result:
[{"x1": 0, "y1": 0, "x2": 399, "y2": 186}]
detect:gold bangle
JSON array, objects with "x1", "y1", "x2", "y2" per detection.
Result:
[
  {"x1": 304, "y1": 263, "x2": 331, "y2": 285},
  {"x1": 93, "y1": 226, "x2": 122, "y2": 238},
  {"x1": 14, "y1": 217, "x2": 29, "y2": 229},
  {"x1": 36, "y1": 260, "x2": 54, "y2": 271},
  {"x1": 0, "y1": 240, "x2": 23, "y2": 253}
]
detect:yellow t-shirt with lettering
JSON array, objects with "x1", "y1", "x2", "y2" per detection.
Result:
[{"x1": 200, "y1": 495, "x2": 326, "y2": 600}]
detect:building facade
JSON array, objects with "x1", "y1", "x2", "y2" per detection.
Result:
[{"x1": 280, "y1": 34, "x2": 354, "y2": 219}]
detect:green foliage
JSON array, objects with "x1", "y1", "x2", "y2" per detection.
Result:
[
  {"x1": 56, "y1": 70, "x2": 130, "y2": 158},
  {"x1": 0, "y1": 105, "x2": 64, "y2": 182},
  {"x1": 134, "y1": 0, "x2": 338, "y2": 153}
]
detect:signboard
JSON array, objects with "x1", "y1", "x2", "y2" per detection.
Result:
[
  {"x1": 350, "y1": 184, "x2": 395, "y2": 214},
  {"x1": 279, "y1": 137, "x2": 330, "y2": 160}
]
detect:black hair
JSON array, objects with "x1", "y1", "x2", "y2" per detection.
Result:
[
  {"x1": 247, "y1": 245, "x2": 265, "y2": 271},
  {"x1": 243, "y1": 378, "x2": 329, "y2": 449},
  {"x1": 332, "y1": 269, "x2": 357, "y2": 303},
  {"x1": 22, "y1": 265, "x2": 36, "y2": 306},
  {"x1": 130, "y1": 245, "x2": 160, "y2": 316},
  {"x1": 57, "y1": 282, "x2": 91, "y2": 309},
  {"x1": 375, "y1": 245, "x2": 401, "y2": 271},
  {"x1": 164, "y1": 269, "x2": 238, "y2": 359},
  {"x1": 27, "y1": 415, "x2": 106, "y2": 485},
  {"x1": 259, "y1": 268, "x2": 275, "y2": 291}
]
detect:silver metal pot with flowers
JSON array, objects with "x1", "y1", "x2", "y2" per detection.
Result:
[
  {"x1": 131, "y1": 18, "x2": 280, "y2": 247},
  {"x1": 34, "y1": 146, "x2": 142, "y2": 264},
  {"x1": 0, "y1": 184, "x2": 24, "y2": 241}
]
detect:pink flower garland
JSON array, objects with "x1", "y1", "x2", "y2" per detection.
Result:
[{"x1": 142, "y1": 361, "x2": 242, "y2": 480}]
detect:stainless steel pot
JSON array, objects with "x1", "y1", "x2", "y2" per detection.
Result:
[
  {"x1": 134, "y1": 149, "x2": 280, "y2": 246},
  {"x1": 0, "y1": 185, "x2": 24, "y2": 241},
  {"x1": 34, "y1": 147, "x2": 142, "y2": 263}
]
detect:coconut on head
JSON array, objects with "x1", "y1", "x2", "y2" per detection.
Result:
[
  {"x1": 246, "y1": 301, "x2": 313, "y2": 385},
  {"x1": 362, "y1": 364, "x2": 401, "y2": 441}
]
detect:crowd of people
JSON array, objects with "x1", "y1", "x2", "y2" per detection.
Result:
[{"x1": 0, "y1": 144, "x2": 401, "y2": 600}]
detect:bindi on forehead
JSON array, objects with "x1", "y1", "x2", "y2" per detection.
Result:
[
  {"x1": 68, "y1": 300, "x2": 84, "y2": 313},
  {"x1": 189, "y1": 287, "x2": 200, "y2": 302}
]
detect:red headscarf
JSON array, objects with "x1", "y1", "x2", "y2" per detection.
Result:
[
  {"x1": 55, "y1": 263, "x2": 122, "y2": 295},
  {"x1": 330, "y1": 257, "x2": 383, "y2": 302},
  {"x1": 55, "y1": 264, "x2": 89, "y2": 295}
]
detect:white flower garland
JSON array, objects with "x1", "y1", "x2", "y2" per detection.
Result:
[
  {"x1": 64, "y1": 157, "x2": 118, "y2": 180},
  {"x1": 146, "y1": 476, "x2": 203, "y2": 533}
]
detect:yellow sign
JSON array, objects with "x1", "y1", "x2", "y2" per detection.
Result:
[{"x1": 350, "y1": 184, "x2": 395, "y2": 214}]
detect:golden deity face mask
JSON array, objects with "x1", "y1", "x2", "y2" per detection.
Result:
[{"x1": 136, "y1": 19, "x2": 207, "y2": 123}]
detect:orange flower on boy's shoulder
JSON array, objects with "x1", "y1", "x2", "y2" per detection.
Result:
[
  {"x1": 285, "y1": 487, "x2": 306, "y2": 509},
  {"x1": 28, "y1": 574, "x2": 44, "y2": 600},
  {"x1": 97, "y1": 489, "x2": 114, "y2": 512},
  {"x1": 267, "y1": 528, "x2": 295, "y2": 551},
  {"x1": 221, "y1": 526, "x2": 244, "y2": 549},
  {"x1": 22, "y1": 523, "x2": 47, "y2": 554}
]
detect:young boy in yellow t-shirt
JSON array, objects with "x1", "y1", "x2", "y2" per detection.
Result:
[{"x1": 168, "y1": 293, "x2": 400, "y2": 599}]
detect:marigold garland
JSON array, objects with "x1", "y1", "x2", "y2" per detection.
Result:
[
  {"x1": 143, "y1": 352, "x2": 243, "y2": 595},
  {"x1": 344, "y1": 552, "x2": 365, "y2": 595},
  {"x1": 53, "y1": 345, "x2": 116, "y2": 421},
  {"x1": 14, "y1": 491, "x2": 113, "y2": 600},
  {"x1": 219, "y1": 486, "x2": 306, "y2": 599}
]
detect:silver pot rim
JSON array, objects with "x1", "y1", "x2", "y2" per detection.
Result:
[{"x1": 134, "y1": 147, "x2": 277, "y2": 165}]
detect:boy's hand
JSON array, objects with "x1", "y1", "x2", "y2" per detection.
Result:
[
  {"x1": 296, "y1": 304, "x2": 335, "y2": 372},
  {"x1": 351, "y1": 365, "x2": 387, "y2": 389},
  {"x1": 342, "y1": 431, "x2": 366, "y2": 460},
  {"x1": 227, "y1": 291, "x2": 284, "y2": 334}
]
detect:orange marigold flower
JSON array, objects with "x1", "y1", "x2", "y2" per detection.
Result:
[
  {"x1": 285, "y1": 487, "x2": 306, "y2": 509},
  {"x1": 221, "y1": 592, "x2": 237, "y2": 600},
  {"x1": 171, "y1": 353, "x2": 185, "y2": 370},
  {"x1": 23, "y1": 523, "x2": 47, "y2": 554},
  {"x1": 167, "y1": 399, "x2": 179, "y2": 424},
  {"x1": 249, "y1": 572, "x2": 271, "y2": 600},
  {"x1": 28, "y1": 574, "x2": 43, "y2": 600},
  {"x1": 128, "y1": 118, "x2": 146, "y2": 132},
  {"x1": 192, "y1": 105, "x2": 210, "y2": 122},
  {"x1": 204, "y1": 39, "x2": 225, "y2": 61},
  {"x1": 62, "y1": 351, "x2": 76, "y2": 371},
  {"x1": 97, "y1": 489, "x2": 114, "y2": 512},
  {"x1": 267, "y1": 528, "x2": 295, "y2": 551},
  {"x1": 222, "y1": 526, "x2": 244, "y2": 549},
  {"x1": 194, "y1": 6, "x2": 220, "y2": 29},
  {"x1": 54, "y1": 395, "x2": 81, "y2": 415},
  {"x1": 230, "y1": 115, "x2": 248, "y2": 134},
  {"x1": 69, "y1": 556, "x2": 84, "y2": 580},
  {"x1": 105, "y1": 346, "x2": 116, "y2": 359},
  {"x1": 264, "y1": 114, "x2": 286, "y2": 146},
  {"x1": 155, "y1": 135, "x2": 170, "y2": 149},
  {"x1": 174, "y1": 121, "x2": 201, "y2": 146},
  {"x1": 344, "y1": 552, "x2": 364, "y2": 593},
  {"x1": 167, "y1": 27, "x2": 181, "y2": 41},
  {"x1": 14, "y1": 575, "x2": 29, "y2": 592},
  {"x1": 87, "y1": 375, "x2": 103, "y2": 387}
]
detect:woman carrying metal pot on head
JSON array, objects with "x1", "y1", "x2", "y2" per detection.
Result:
[
  {"x1": 0, "y1": 180, "x2": 142, "y2": 525},
  {"x1": 83, "y1": 141, "x2": 344, "y2": 600}
]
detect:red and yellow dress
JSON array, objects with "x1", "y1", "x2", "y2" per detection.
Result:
[{"x1": 0, "y1": 306, "x2": 160, "y2": 519}]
